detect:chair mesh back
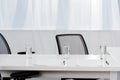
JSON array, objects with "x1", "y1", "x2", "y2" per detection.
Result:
[
  {"x1": 0, "y1": 33, "x2": 11, "y2": 54},
  {"x1": 56, "y1": 34, "x2": 88, "y2": 55}
]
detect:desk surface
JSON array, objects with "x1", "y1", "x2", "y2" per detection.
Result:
[
  {"x1": 0, "y1": 55, "x2": 120, "y2": 72},
  {"x1": 1, "y1": 66, "x2": 120, "y2": 71}
]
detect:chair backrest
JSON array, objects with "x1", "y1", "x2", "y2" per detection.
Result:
[
  {"x1": 0, "y1": 33, "x2": 11, "y2": 54},
  {"x1": 56, "y1": 34, "x2": 89, "y2": 55}
]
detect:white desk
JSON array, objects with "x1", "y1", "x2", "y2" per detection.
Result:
[{"x1": 0, "y1": 55, "x2": 120, "y2": 80}]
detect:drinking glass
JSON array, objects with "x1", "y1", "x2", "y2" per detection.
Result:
[
  {"x1": 25, "y1": 43, "x2": 33, "y2": 66},
  {"x1": 62, "y1": 43, "x2": 70, "y2": 66},
  {"x1": 99, "y1": 45, "x2": 107, "y2": 66}
]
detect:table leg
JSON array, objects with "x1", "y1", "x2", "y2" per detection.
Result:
[{"x1": 110, "y1": 72, "x2": 118, "y2": 80}]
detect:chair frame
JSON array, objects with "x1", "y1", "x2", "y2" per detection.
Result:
[
  {"x1": 56, "y1": 34, "x2": 89, "y2": 55},
  {"x1": 0, "y1": 33, "x2": 11, "y2": 54}
]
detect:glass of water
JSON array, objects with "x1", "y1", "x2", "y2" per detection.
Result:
[
  {"x1": 62, "y1": 43, "x2": 70, "y2": 66},
  {"x1": 25, "y1": 43, "x2": 33, "y2": 66},
  {"x1": 99, "y1": 45, "x2": 107, "y2": 66}
]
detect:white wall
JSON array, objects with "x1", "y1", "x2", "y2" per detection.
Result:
[{"x1": 0, "y1": 30, "x2": 120, "y2": 55}]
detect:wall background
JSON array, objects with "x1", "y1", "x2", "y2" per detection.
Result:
[{"x1": 0, "y1": 30, "x2": 120, "y2": 55}]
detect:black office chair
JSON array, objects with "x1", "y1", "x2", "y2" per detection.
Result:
[
  {"x1": 0, "y1": 33, "x2": 11, "y2": 80},
  {"x1": 10, "y1": 71, "x2": 39, "y2": 80},
  {"x1": 0, "y1": 33, "x2": 39, "y2": 80},
  {"x1": 0, "y1": 33, "x2": 11, "y2": 54},
  {"x1": 56, "y1": 34, "x2": 97, "y2": 80},
  {"x1": 56, "y1": 34, "x2": 89, "y2": 55}
]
